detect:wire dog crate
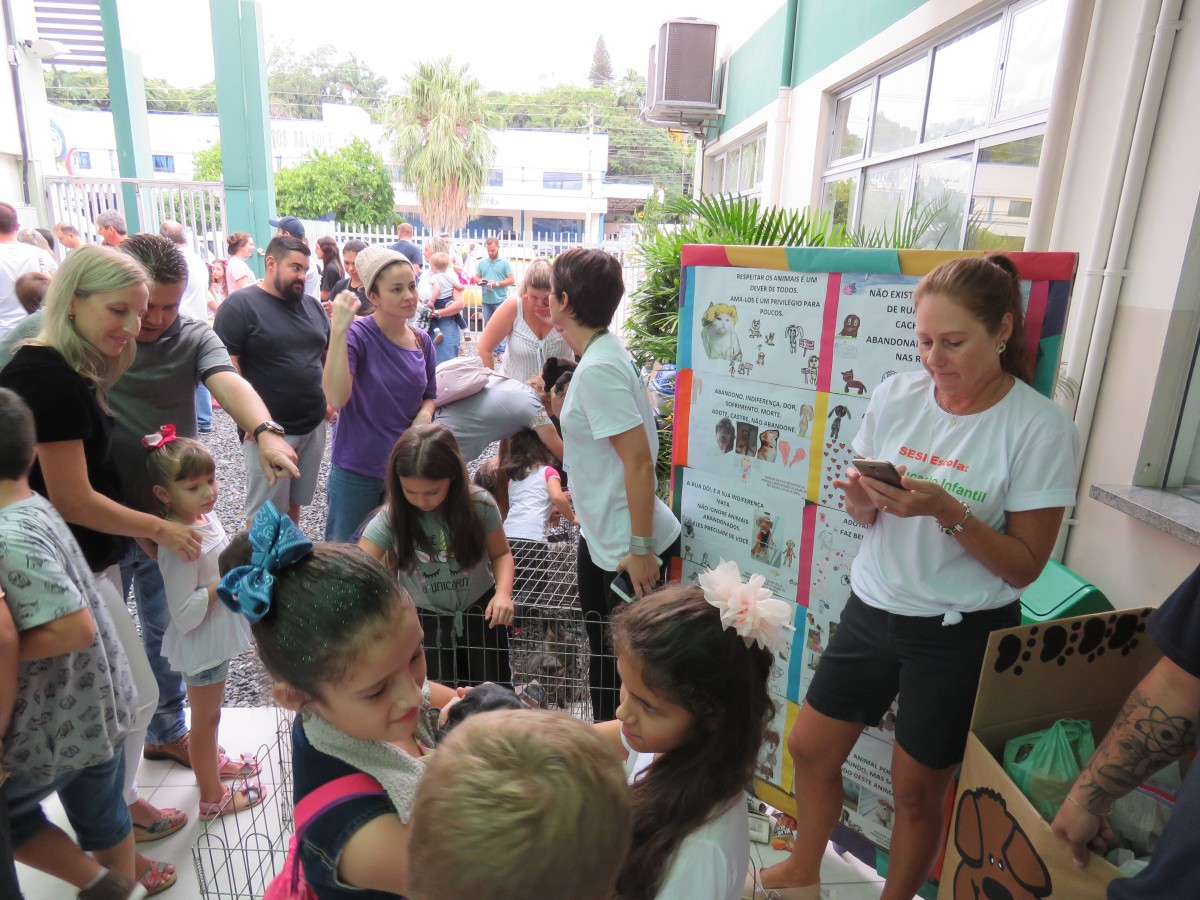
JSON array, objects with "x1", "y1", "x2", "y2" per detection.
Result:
[
  {"x1": 192, "y1": 530, "x2": 619, "y2": 898},
  {"x1": 192, "y1": 707, "x2": 294, "y2": 899}
]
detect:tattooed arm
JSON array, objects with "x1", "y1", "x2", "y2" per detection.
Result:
[{"x1": 1051, "y1": 655, "x2": 1199, "y2": 867}]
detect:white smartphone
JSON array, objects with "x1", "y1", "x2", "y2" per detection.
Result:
[{"x1": 852, "y1": 458, "x2": 904, "y2": 488}]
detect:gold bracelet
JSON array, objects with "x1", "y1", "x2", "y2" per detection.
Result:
[{"x1": 1067, "y1": 793, "x2": 1112, "y2": 817}]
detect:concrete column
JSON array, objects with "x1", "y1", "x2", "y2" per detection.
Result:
[{"x1": 98, "y1": 0, "x2": 151, "y2": 230}]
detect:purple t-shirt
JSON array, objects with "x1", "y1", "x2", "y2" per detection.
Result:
[{"x1": 331, "y1": 319, "x2": 437, "y2": 478}]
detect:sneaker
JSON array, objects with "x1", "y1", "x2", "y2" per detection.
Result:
[
  {"x1": 433, "y1": 328, "x2": 444, "y2": 345},
  {"x1": 78, "y1": 868, "x2": 147, "y2": 900}
]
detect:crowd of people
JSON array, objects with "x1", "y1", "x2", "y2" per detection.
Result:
[{"x1": 0, "y1": 199, "x2": 1192, "y2": 900}]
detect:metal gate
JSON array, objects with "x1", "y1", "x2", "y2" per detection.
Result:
[{"x1": 43, "y1": 176, "x2": 227, "y2": 260}]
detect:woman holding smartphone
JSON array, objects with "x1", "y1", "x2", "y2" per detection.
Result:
[
  {"x1": 751, "y1": 256, "x2": 1079, "y2": 900},
  {"x1": 547, "y1": 248, "x2": 680, "y2": 722}
]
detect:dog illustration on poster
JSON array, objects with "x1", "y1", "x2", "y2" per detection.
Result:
[
  {"x1": 952, "y1": 788, "x2": 1051, "y2": 900},
  {"x1": 757, "y1": 429, "x2": 780, "y2": 463},
  {"x1": 700, "y1": 302, "x2": 743, "y2": 362},
  {"x1": 715, "y1": 417, "x2": 735, "y2": 454},
  {"x1": 751, "y1": 511, "x2": 774, "y2": 563}
]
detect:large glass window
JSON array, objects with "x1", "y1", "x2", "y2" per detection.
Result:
[
  {"x1": 819, "y1": 0, "x2": 1065, "y2": 251},
  {"x1": 705, "y1": 132, "x2": 767, "y2": 197},
  {"x1": 543, "y1": 171, "x2": 583, "y2": 190}
]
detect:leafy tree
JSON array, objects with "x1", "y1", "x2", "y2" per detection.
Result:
[
  {"x1": 589, "y1": 36, "x2": 613, "y2": 87},
  {"x1": 266, "y1": 43, "x2": 388, "y2": 120},
  {"x1": 615, "y1": 68, "x2": 646, "y2": 109},
  {"x1": 382, "y1": 58, "x2": 498, "y2": 233},
  {"x1": 274, "y1": 138, "x2": 395, "y2": 225},
  {"x1": 191, "y1": 142, "x2": 223, "y2": 182},
  {"x1": 44, "y1": 68, "x2": 216, "y2": 113}
]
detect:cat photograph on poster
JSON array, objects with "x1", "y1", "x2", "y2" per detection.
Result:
[{"x1": 700, "y1": 301, "x2": 743, "y2": 361}]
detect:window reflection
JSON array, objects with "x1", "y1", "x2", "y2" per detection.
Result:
[
  {"x1": 914, "y1": 153, "x2": 972, "y2": 248},
  {"x1": 925, "y1": 20, "x2": 1002, "y2": 141},
  {"x1": 859, "y1": 162, "x2": 913, "y2": 235},
  {"x1": 967, "y1": 135, "x2": 1044, "y2": 250},
  {"x1": 822, "y1": 176, "x2": 859, "y2": 230},
  {"x1": 999, "y1": 0, "x2": 1068, "y2": 115},
  {"x1": 871, "y1": 59, "x2": 928, "y2": 155}
]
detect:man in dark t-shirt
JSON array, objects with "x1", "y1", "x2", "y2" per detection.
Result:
[
  {"x1": 389, "y1": 221, "x2": 425, "y2": 270},
  {"x1": 1052, "y1": 564, "x2": 1200, "y2": 896},
  {"x1": 214, "y1": 235, "x2": 330, "y2": 525}
]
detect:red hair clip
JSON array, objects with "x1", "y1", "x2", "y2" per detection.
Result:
[{"x1": 142, "y1": 424, "x2": 178, "y2": 449}]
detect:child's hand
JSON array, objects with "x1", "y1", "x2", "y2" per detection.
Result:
[{"x1": 484, "y1": 591, "x2": 514, "y2": 628}]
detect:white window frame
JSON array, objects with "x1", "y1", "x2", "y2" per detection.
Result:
[
  {"x1": 819, "y1": 0, "x2": 1065, "y2": 243},
  {"x1": 706, "y1": 130, "x2": 767, "y2": 197}
]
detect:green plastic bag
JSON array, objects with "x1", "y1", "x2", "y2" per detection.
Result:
[{"x1": 1002, "y1": 718, "x2": 1096, "y2": 821}]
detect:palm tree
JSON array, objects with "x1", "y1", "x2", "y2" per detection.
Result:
[
  {"x1": 382, "y1": 59, "x2": 499, "y2": 233},
  {"x1": 616, "y1": 68, "x2": 646, "y2": 109}
]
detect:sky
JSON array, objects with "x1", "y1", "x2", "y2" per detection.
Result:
[{"x1": 117, "y1": 0, "x2": 783, "y2": 94}]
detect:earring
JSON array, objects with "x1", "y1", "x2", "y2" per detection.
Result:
[
  {"x1": 68, "y1": 311, "x2": 75, "y2": 322},
  {"x1": 997, "y1": 341, "x2": 1007, "y2": 354}
]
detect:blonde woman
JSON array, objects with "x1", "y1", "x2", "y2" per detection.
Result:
[
  {"x1": 477, "y1": 259, "x2": 574, "y2": 383},
  {"x1": 0, "y1": 245, "x2": 201, "y2": 895}
]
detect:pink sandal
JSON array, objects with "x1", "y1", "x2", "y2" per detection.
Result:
[
  {"x1": 138, "y1": 858, "x2": 177, "y2": 895},
  {"x1": 218, "y1": 751, "x2": 261, "y2": 780},
  {"x1": 199, "y1": 783, "x2": 263, "y2": 821}
]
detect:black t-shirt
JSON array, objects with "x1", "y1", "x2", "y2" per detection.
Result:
[
  {"x1": 0, "y1": 345, "x2": 131, "y2": 571},
  {"x1": 213, "y1": 285, "x2": 331, "y2": 434},
  {"x1": 320, "y1": 264, "x2": 343, "y2": 297},
  {"x1": 332, "y1": 276, "x2": 374, "y2": 317}
]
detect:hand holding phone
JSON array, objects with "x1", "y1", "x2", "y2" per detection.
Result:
[
  {"x1": 852, "y1": 458, "x2": 904, "y2": 489},
  {"x1": 611, "y1": 570, "x2": 637, "y2": 604}
]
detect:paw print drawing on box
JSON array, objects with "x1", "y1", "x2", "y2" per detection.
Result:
[{"x1": 818, "y1": 394, "x2": 872, "y2": 509}]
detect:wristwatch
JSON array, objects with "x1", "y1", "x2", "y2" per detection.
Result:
[{"x1": 253, "y1": 420, "x2": 286, "y2": 442}]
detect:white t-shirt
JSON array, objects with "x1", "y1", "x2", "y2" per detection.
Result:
[
  {"x1": 0, "y1": 241, "x2": 44, "y2": 336},
  {"x1": 305, "y1": 258, "x2": 321, "y2": 301},
  {"x1": 179, "y1": 247, "x2": 212, "y2": 322},
  {"x1": 625, "y1": 751, "x2": 749, "y2": 900},
  {"x1": 850, "y1": 370, "x2": 1078, "y2": 619},
  {"x1": 561, "y1": 332, "x2": 680, "y2": 570},
  {"x1": 504, "y1": 465, "x2": 558, "y2": 541},
  {"x1": 225, "y1": 255, "x2": 254, "y2": 294}
]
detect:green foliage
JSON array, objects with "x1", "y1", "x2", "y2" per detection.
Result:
[
  {"x1": 487, "y1": 83, "x2": 693, "y2": 193},
  {"x1": 191, "y1": 142, "x2": 223, "y2": 182},
  {"x1": 266, "y1": 43, "x2": 388, "y2": 121},
  {"x1": 44, "y1": 68, "x2": 217, "y2": 113},
  {"x1": 274, "y1": 139, "x2": 395, "y2": 225},
  {"x1": 382, "y1": 59, "x2": 498, "y2": 233},
  {"x1": 589, "y1": 36, "x2": 614, "y2": 86}
]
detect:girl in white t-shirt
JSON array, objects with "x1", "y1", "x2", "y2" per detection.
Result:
[
  {"x1": 595, "y1": 562, "x2": 791, "y2": 900},
  {"x1": 145, "y1": 427, "x2": 260, "y2": 821},
  {"x1": 493, "y1": 428, "x2": 576, "y2": 601}
]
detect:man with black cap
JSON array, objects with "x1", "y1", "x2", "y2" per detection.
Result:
[{"x1": 270, "y1": 215, "x2": 321, "y2": 301}]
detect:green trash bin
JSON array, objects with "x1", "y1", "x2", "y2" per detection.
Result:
[{"x1": 1020, "y1": 559, "x2": 1111, "y2": 624}]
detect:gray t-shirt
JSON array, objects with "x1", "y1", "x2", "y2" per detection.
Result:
[
  {"x1": 433, "y1": 374, "x2": 551, "y2": 462},
  {"x1": 361, "y1": 488, "x2": 502, "y2": 615},
  {"x1": 108, "y1": 315, "x2": 236, "y2": 512},
  {"x1": 0, "y1": 493, "x2": 136, "y2": 784}
]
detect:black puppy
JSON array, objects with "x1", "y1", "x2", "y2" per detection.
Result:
[{"x1": 437, "y1": 682, "x2": 526, "y2": 741}]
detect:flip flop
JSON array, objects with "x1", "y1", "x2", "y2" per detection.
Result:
[
  {"x1": 199, "y1": 783, "x2": 263, "y2": 821},
  {"x1": 132, "y1": 806, "x2": 188, "y2": 843},
  {"x1": 218, "y1": 751, "x2": 261, "y2": 780},
  {"x1": 138, "y1": 859, "x2": 177, "y2": 896}
]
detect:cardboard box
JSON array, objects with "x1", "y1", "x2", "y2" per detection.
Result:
[{"x1": 938, "y1": 608, "x2": 1160, "y2": 900}]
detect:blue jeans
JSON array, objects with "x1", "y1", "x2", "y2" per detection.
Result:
[
  {"x1": 324, "y1": 464, "x2": 386, "y2": 543},
  {"x1": 433, "y1": 318, "x2": 462, "y2": 366},
  {"x1": 196, "y1": 380, "x2": 212, "y2": 430},
  {"x1": 119, "y1": 544, "x2": 187, "y2": 745},
  {"x1": 481, "y1": 302, "x2": 506, "y2": 351}
]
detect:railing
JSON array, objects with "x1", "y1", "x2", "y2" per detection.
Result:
[{"x1": 43, "y1": 176, "x2": 226, "y2": 261}]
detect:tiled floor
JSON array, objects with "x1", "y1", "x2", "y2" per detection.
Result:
[{"x1": 18, "y1": 707, "x2": 887, "y2": 900}]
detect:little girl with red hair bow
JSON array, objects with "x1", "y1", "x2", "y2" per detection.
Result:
[{"x1": 143, "y1": 425, "x2": 261, "y2": 820}]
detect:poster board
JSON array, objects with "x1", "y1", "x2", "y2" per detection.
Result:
[{"x1": 669, "y1": 246, "x2": 1077, "y2": 853}]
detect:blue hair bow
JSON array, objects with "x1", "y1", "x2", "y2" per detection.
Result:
[{"x1": 217, "y1": 503, "x2": 313, "y2": 623}]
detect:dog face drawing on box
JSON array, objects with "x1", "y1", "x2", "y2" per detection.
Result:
[{"x1": 953, "y1": 788, "x2": 1051, "y2": 900}]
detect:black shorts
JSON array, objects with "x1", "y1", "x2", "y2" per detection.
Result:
[{"x1": 805, "y1": 592, "x2": 1020, "y2": 769}]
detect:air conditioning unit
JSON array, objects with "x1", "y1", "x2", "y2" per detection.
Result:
[{"x1": 643, "y1": 17, "x2": 721, "y2": 127}]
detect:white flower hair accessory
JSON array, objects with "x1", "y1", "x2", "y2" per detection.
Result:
[{"x1": 697, "y1": 559, "x2": 795, "y2": 654}]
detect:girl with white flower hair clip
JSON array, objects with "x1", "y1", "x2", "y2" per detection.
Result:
[{"x1": 596, "y1": 559, "x2": 793, "y2": 900}]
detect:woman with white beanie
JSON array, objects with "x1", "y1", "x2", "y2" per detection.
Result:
[{"x1": 322, "y1": 245, "x2": 437, "y2": 542}]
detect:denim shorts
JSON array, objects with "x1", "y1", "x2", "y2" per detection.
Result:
[
  {"x1": 805, "y1": 592, "x2": 1020, "y2": 769},
  {"x1": 184, "y1": 660, "x2": 230, "y2": 687},
  {"x1": 3, "y1": 745, "x2": 131, "y2": 851}
]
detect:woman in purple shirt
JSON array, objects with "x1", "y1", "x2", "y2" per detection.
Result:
[{"x1": 322, "y1": 245, "x2": 436, "y2": 542}]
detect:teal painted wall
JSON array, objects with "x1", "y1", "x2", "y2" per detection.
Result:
[
  {"x1": 791, "y1": 0, "x2": 928, "y2": 86},
  {"x1": 718, "y1": 6, "x2": 788, "y2": 133},
  {"x1": 718, "y1": 0, "x2": 930, "y2": 134}
]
